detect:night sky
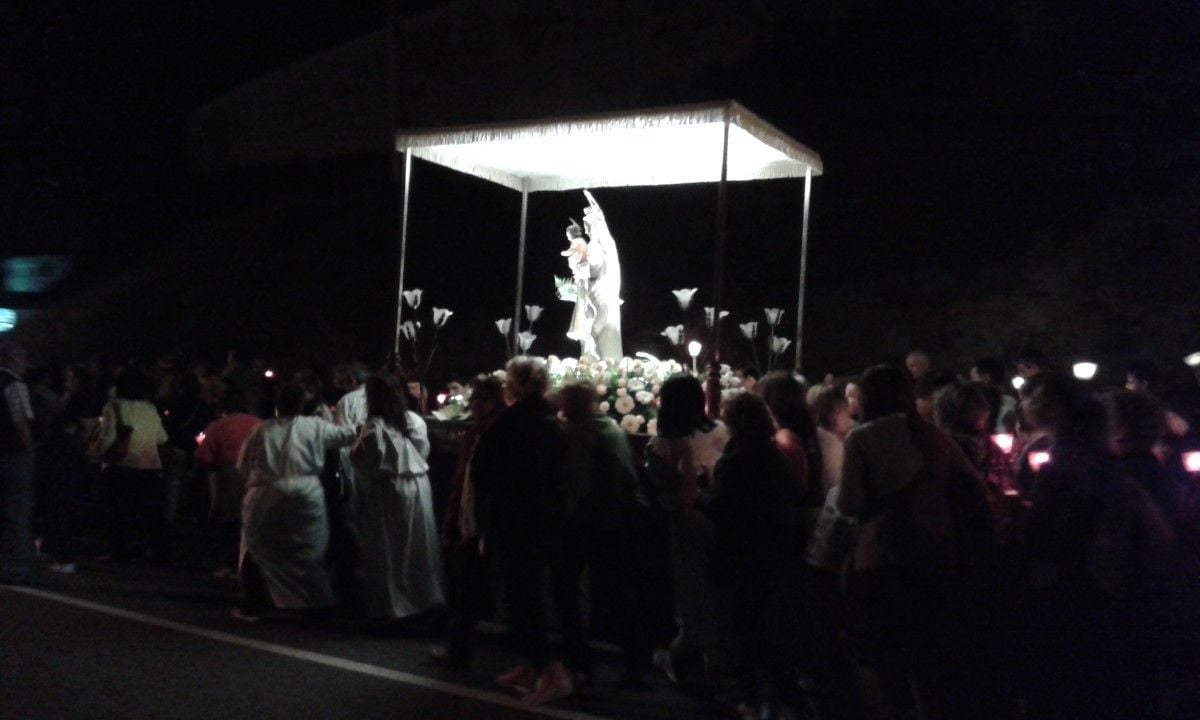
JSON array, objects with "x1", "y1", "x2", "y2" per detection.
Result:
[{"x1": 3, "y1": 1, "x2": 1198, "y2": 386}]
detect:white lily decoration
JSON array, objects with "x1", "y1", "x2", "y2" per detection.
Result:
[
  {"x1": 771, "y1": 336, "x2": 792, "y2": 353},
  {"x1": 495, "y1": 318, "x2": 512, "y2": 336},
  {"x1": 739, "y1": 321, "x2": 759, "y2": 340},
  {"x1": 661, "y1": 324, "x2": 684, "y2": 346},
  {"x1": 432, "y1": 307, "x2": 454, "y2": 327},
  {"x1": 402, "y1": 289, "x2": 423, "y2": 309},
  {"x1": 400, "y1": 320, "x2": 417, "y2": 341},
  {"x1": 764, "y1": 307, "x2": 785, "y2": 326},
  {"x1": 524, "y1": 304, "x2": 543, "y2": 323},
  {"x1": 671, "y1": 288, "x2": 699, "y2": 310},
  {"x1": 518, "y1": 331, "x2": 537, "y2": 352},
  {"x1": 704, "y1": 306, "x2": 731, "y2": 328}
]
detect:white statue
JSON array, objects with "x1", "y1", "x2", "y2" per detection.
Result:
[{"x1": 561, "y1": 190, "x2": 622, "y2": 360}]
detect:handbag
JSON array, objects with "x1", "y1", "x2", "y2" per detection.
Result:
[
  {"x1": 803, "y1": 486, "x2": 858, "y2": 571},
  {"x1": 89, "y1": 401, "x2": 133, "y2": 464}
]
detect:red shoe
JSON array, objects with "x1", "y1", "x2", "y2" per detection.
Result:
[
  {"x1": 495, "y1": 665, "x2": 536, "y2": 694},
  {"x1": 522, "y1": 662, "x2": 573, "y2": 706}
]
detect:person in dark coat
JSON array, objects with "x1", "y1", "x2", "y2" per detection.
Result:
[
  {"x1": 472, "y1": 357, "x2": 572, "y2": 706},
  {"x1": 704, "y1": 391, "x2": 796, "y2": 717}
]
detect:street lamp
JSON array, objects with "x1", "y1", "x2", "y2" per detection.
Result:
[
  {"x1": 1184, "y1": 352, "x2": 1200, "y2": 368},
  {"x1": 1072, "y1": 362, "x2": 1098, "y2": 381},
  {"x1": 1011, "y1": 376, "x2": 1026, "y2": 391},
  {"x1": 688, "y1": 340, "x2": 702, "y2": 375}
]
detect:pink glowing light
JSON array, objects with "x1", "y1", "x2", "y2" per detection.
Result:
[
  {"x1": 437, "y1": 393, "x2": 448, "y2": 406},
  {"x1": 991, "y1": 433, "x2": 1015, "y2": 454},
  {"x1": 195, "y1": 432, "x2": 206, "y2": 445},
  {"x1": 1029, "y1": 451, "x2": 1051, "y2": 472},
  {"x1": 264, "y1": 369, "x2": 275, "y2": 379},
  {"x1": 1183, "y1": 451, "x2": 1200, "y2": 474}
]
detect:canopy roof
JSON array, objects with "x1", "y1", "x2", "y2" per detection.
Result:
[{"x1": 394, "y1": 101, "x2": 822, "y2": 193}]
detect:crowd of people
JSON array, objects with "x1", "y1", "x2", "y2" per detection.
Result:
[{"x1": 2, "y1": 340, "x2": 1199, "y2": 719}]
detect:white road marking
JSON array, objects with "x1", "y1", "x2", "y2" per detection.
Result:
[{"x1": 2, "y1": 585, "x2": 610, "y2": 720}]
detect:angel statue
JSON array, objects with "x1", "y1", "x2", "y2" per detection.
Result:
[{"x1": 557, "y1": 190, "x2": 623, "y2": 360}]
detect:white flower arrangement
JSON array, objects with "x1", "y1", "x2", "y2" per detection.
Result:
[
  {"x1": 661, "y1": 324, "x2": 685, "y2": 346},
  {"x1": 671, "y1": 288, "x2": 699, "y2": 310},
  {"x1": 525, "y1": 304, "x2": 543, "y2": 323},
  {"x1": 764, "y1": 307, "x2": 785, "y2": 326},
  {"x1": 619, "y1": 414, "x2": 644, "y2": 433},
  {"x1": 490, "y1": 352, "x2": 711, "y2": 433},
  {"x1": 402, "y1": 289, "x2": 423, "y2": 308},
  {"x1": 396, "y1": 289, "x2": 454, "y2": 378},
  {"x1": 704, "y1": 307, "x2": 730, "y2": 328},
  {"x1": 518, "y1": 331, "x2": 537, "y2": 352},
  {"x1": 739, "y1": 321, "x2": 758, "y2": 340}
]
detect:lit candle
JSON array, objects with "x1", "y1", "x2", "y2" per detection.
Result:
[
  {"x1": 991, "y1": 433, "x2": 1015, "y2": 454},
  {"x1": 1029, "y1": 450, "x2": 1051, "y2": 472},
  {"x1": 1183, "y1": 451, "x2": 1200, "y2": 474},
  {"x1": 195, "y1": 432, "x2": 206, "y2": 445}
]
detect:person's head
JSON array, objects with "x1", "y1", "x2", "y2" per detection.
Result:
[
  {"x1": 220, "y1": 385, "x2": 248, "y2": 415},
  {"x1": 65, "y1": 363, "x2": 92, "y2": 395},
  {"x1": 757, "y1": 371, "x2": 813, "y2": 439},
  {"x1": 115, "y1": 365, "x2": 154, "y2": 401},
  {"x1": 332, "y1": 364, "x2": 358, "y2": 394},
  {"x1": 1103, "y1": 389, "x2": 1165, "y2": 457},
  {"x1": 933, "y1": 382, "x2": 993, "y2": 437},
  {"x1": 559, "y1": 381, "x2": 597, "y2": 423},
  {"x1": 1020, "y1": 371, "x2": 1104, "y2": 449},
  {"x1": 970, "y1": 357, "x2": 1007, "y2": 388},
  {"x1": 844, "y1": 380, "x2": 863, "y2": 421},
  {"x1": 0, "y1": 342, "x2": 28, "y2": 375},
  {"x1": 1015, "y1": 347, "x2": 1049, "y2": 379},
  {"x1": 858, "y1": 364, "x2": 916, "y2": 423},
  {"x1": 468, "y1": 374, "x2": 505, "y2": 424},
  {"x1": 905, "y1": 350, "x2": 932, "y2": 380},
  {"x1": 657, "y1": 373, "x2": 714, "y2": 439},
  {"x1": 293, "y1": 368, "x2": 322, "y2": 396},
  {"x1": 1125, "y1": 359, "x2": 1160, "y2": 395},
  {"x1": 914, "y1": 370, "x2": 956, "y2": 423},
  {"x1": 504, "y1": 356, "x2": 549, "y2": 404},
  {"x1": 274, "y1": 382, "x2": 306, "y2": 418},
  {"x1": 365, "y1": 374, "x2": 410, "y2": 433},
  {"x1": 721, "y1": 391, "x2": 777, "y2": 445},
  {"x1": 199, "y1": 376, "x2": 227, "y2": 407},
  {"x1": 737, "y1": 366, "x2": 761, "y2": 392},
  {"x1": 813, "y1": 385, "x2": 854, "y2": 440}
]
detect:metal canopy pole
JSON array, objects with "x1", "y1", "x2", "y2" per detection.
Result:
[
  {"x1": 393, "y1": 150, "x2": 413, "y2": 358},
  {"x1": 706, "y1": 112, "x2": 731, "y2": 418},
  {"x1": 512, "y1": 186, "x2": 530, "y2": 353},
  {"x1": 794, "y1": 166, "x2": 812, "y2": 372}
]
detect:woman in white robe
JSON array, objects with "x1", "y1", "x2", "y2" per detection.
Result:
[
  {"x1": 350, "y1": 375, "x2": 446, "y2": 620},
  {"x1": 236, "y1": 383, "x2": 357, "y2": 617}
]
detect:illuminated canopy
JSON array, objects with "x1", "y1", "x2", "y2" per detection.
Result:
[{"x1": 394, "y1": 101, "x2": 822, "y2": 193}]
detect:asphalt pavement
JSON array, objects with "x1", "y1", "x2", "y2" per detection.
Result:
[{"x1": 0, "y1": 559, "x2": 711, "y2": 720}]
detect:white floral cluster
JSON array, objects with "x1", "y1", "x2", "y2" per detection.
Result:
[{"x1": 543, "y1": 354, "x2": 690, "y2": 434}]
